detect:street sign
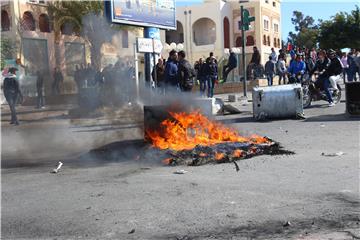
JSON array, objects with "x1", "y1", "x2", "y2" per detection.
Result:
[
  {"x1": 242, "y1": 9, "x2": 255, "y2": 31},
  {"x1": 136, "y1": 38, "x2": 163, "y2": 53}
]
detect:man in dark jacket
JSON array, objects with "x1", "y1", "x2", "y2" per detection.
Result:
[
  {"x1": 310, "y1": 50, "x2": 330, "y2": 89},
  {"x1": 36, "y1": 70, "x2": 45, "y2": 109},
  {"x1": 3, "y1": 67, "x2": 22, "y2": 125},
  {"x1": 204, "y1": 56, "x2": 218, "y2": 98},
  {"x1": 223, "y1": 50, "x2": 237, "y2": 82},
  {"x1": 164, "y1": 50, "x2": 179, "y2": 91},
  {"x1": 178, "y1": 51, "x2": 195, "y2": 92}
]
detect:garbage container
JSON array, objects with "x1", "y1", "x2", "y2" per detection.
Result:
[{"x1": 345, "y1": 82, "x2": 360, "y2": 116}]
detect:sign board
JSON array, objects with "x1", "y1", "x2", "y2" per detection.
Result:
[
  {"x1": 137, "y1": 38, "x2": 163, "y2": 53},
  {"x1": 105, "y1": 0, "x2": 176, "y2": 30}
]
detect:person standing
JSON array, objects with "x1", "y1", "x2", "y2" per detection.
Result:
[
  {"x1": 36, "y1": 70, "x2": 45, "y2": 109},
  {"x1": 177, "y1": 51, "x2": 195, "y2": 92},
  {"x1": 277, "y1": 56, "x2": 287, "y2": 84},
  {"x1": 341, "y1": 52, "x2": 349, "y2": 82},
  {"x1": 270, "y1": 48, "x2": 277, "y2": 63},
  {"x1": 52, "y1": 67, "x2": 63, "y2": 95},
  {"x1": 195, "y1": 58, "x2": 206, "y2": 96},
  {"x1": 204, "y1": 56, "x2": 218, "y2": 98},
  {"x1": 222, "y1": 50, "x2": 237, "y2": 82},
  {"x1": 164, "y1": 50, "x2": 179, "y2": 92},
  {"x1": 152, "y1": 58, "x2": 165, "y2": 92},
  {"x1": 3, "y1": 67, "x2": 22, "y2": 125},
  {"x1": 265, "y1": 56, "x2": 276, "y2": 86},
  {"x1": 347, "y1": 50, "x2": 358, "y2": 82}
]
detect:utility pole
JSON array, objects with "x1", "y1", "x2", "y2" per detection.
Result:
[{"x1": 239, "y1": 1, "x2": 255, "y2": 98}]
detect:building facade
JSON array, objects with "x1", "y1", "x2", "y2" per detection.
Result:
[
  {"x1": 1, "y1": 0, "x2": 140, "y2": 97},
  {"x1": 166, "y1": 0, "x2": 282, "y2": 79}
]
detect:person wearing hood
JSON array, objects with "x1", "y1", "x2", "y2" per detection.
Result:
[
  {"x1": 3, "y1": 67, "x2": 22, "y2": 125},
  {"x1": 222, "y1": 50, "x2": 237, "y2": 82}
]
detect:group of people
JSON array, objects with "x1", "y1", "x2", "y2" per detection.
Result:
[
  {"x1": 152, "y1": 50, "x2": 197, "y2": 95},
  {"x1": 263, "y1": 46, "x2": 360, "y2": 106}
]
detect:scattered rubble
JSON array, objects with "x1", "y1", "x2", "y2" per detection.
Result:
[
  {"x1": 321, "y1": 152, "x2": 345, "y2": 157},
  {"x1": 51, "y1": 162, "x2": 63, "y2": 174}
]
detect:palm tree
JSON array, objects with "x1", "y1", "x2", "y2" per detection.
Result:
[{"x1": 48, "y1": 0, "x2": 108, "y2": 70}]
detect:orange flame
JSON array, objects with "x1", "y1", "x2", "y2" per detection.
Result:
[
  {"x1": 215, "y1": 152, "x2": 225, "y2": 161},
  {"x1": 199, "y1": 152, "x2": 208, "y2": 157},
  {"x1": 147, "y1": 111, "x2": 270, "y2": 151},
  {"x1": 162, "y1": 158, "x2": 173, "y2": 165},
  {"x1": 233, "y1": 149, "x2": 244, "y2": 158}
]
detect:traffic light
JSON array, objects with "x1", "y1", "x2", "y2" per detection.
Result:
[{"x1": 242, "y1": 9, "x2": 255, "y2": 31}]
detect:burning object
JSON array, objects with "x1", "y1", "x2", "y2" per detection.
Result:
[{"x1": 145, "y1": 111, "x2": 292, "y2": 166}]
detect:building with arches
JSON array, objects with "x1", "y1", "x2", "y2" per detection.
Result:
[{"x1": 169, "y1": 0, "x2": 282, "y2": 71}]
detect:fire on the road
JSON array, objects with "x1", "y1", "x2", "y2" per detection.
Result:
[{"x1": 146, "y1": 111, "x2": 270, "y2": 151}]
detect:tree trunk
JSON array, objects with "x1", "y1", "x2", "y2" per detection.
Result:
[{"x1": 90, "y1": 42, "x2": 102, "y2": 71}]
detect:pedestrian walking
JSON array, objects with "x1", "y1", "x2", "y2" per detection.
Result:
[
  {"x1": 265, "y1": 56, "x2": 276, "y2": 86},
  {"x1": 222, "y1": 49, "x2": 237, "y2": 82},
  {"x1": 3, "y1": 67, "x2": 22, "y2": 125},
  {"x1": 36, "y1": 70, "x2": 45, "y2": 109}
]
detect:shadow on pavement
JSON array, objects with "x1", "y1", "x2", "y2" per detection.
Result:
[{"x1": 304, "y1": 113, "x2": 360, "y2": 122}]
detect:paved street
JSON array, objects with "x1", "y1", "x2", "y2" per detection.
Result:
[{"x1": 1, "y1": 93, "x2": 359, "y2": 240}]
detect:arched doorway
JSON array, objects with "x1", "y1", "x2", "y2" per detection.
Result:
[
  {"x1": 166, "y1": 21, "x2": 184, "y2": 44},
  {"x1": 1, "y1": 10, "x2": 10, "y2": 31},
  {"x1": 192, "y1": 18, "x2": 216, "y2": 46},
  {"x1": 39, "y1": 14, "x2": 50, "y2": 32},
  {"x1": 223, "y1": 17, "x2": 230, "y2": 49},
  {"x1": 22, "y1": 11, "x2": 35, "y2": 31}
]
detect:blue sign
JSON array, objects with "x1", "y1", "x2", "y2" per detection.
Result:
[{"x1": 106, "y1": 0, "x2": 176, "y2": 30}]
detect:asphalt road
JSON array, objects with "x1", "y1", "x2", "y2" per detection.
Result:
[{"x1": 1, "y1": 97, "x2": 359, "y2": 239}]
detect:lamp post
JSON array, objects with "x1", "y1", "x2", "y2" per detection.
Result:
[{"x1": 239, "y1": 0, "x2": 254, "y2": 98}]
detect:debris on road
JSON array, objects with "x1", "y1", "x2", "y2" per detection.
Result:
[
  {"x1": 174, "y1": 170, "x2": 188, "y2": 174},
  {"x1": 128, "y1": 229, "x2": 135, "y2": 234},
  {"x1": 320, "y1": 124, "x2": 326, "y2": 128},
  {"x1": 321, "y1": 151, "x2": 345, "y2": 157},
  {"x1": 233, "y1": 161, "x2": 240, "y2": 172},
  {"x1": 283, "y1": 221, "x2": 291, "y2": 227},
  {"x1": 51, "y1": 161, "x2": 63, "y2": 173}
]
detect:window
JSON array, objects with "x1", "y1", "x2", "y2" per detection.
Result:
[
  {"x1": 267, "y1": 36, "x2": 270, "y2": 46},
  {"x1": 273, "y1": 1, "x2": 276, "y2": 7},
  {"x1": 263, "y1": 35, "x2": 267, "y2": 45},
  {"x1": 39, "y1": 14, "x2": 50, "y2": 32},
  {"x1": 27, "y1": 0, "x2": 46, "y2": 4},
  {"x1": 274, "y1": 23, "x2": 279, "y2": 33},
  {"x1": 265, "y1": 0, "x2": 269, "y2": 3},
  {"x1": 277, "y1": 38, "x2": 281, "y2": 48},
  {"x1": 246, "y1": 36, "x2": 255, "y2": 46},
  {"x1": 264, "y1": 19, "x2": 269, "y2": 31},
  {"x1": 236, "y1": 36, "x2": 243, "y2": 47},
  {"x1": 274, "y1": 38, "x2": 277, "y2": 47},
  {"x1": 21, "y1": 11, "x2": 35, "y2": 31},
  {"x1": 1, "y1": 10, "x2": 10, "y2": 31}
]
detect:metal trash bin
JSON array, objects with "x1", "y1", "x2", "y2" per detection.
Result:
[
  {"x1": 345, "y1": 82, "x2": 360, "y2": 116},
  {"x1": 253, "y1": 84, "x2": 304, "y2": 120}
]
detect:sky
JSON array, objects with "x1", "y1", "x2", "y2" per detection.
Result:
[{"x1": 175, "y1": 0, "x2": 359, "y2": 40}]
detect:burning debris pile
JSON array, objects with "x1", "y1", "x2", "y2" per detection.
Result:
[{"x1": 146, "y1": 111, "x2": 292, "y2": 166}]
